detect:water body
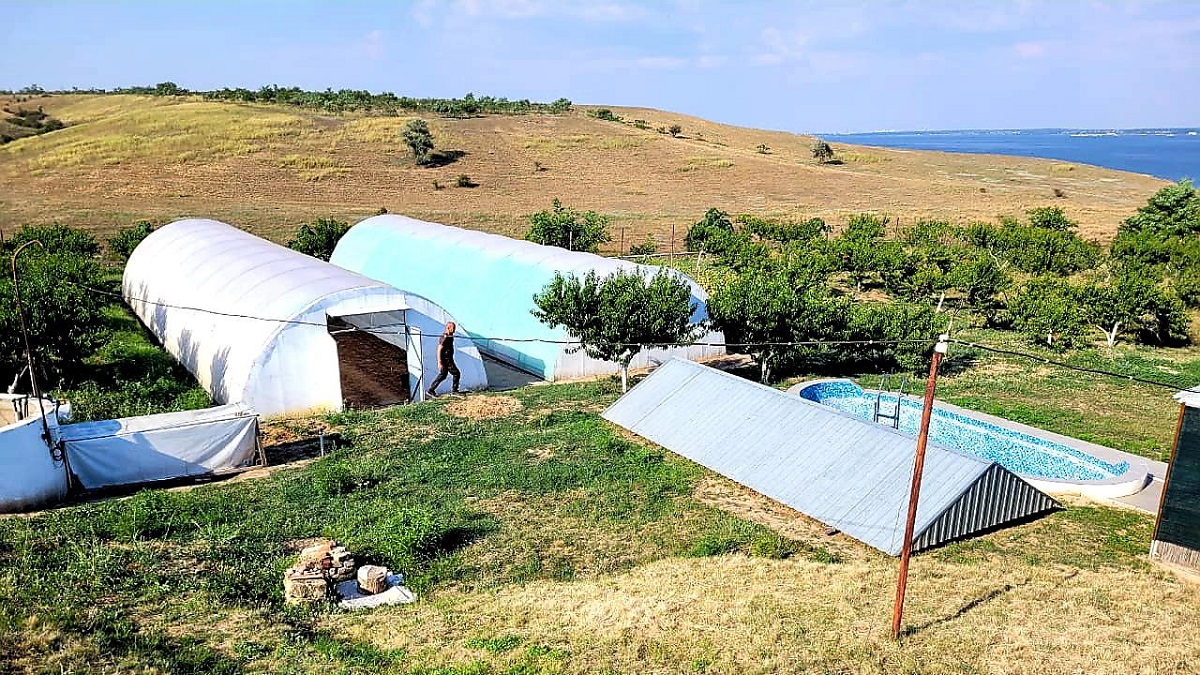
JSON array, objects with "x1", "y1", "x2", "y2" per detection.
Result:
[{"x1": 822, "y1": 128, "x2": 1199, "y2": 182}]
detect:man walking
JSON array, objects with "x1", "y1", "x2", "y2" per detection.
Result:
[{"x1": 426, "y1": 321, "x2": 461, "y2": 398}]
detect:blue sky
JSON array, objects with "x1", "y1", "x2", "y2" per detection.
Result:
[{"x1": 3, "y1": 1, "x2": 1197, "y2": 132}]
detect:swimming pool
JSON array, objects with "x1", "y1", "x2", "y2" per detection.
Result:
[{"x1": 792, "y1": 379, "x2": 1150, "y2": 496}]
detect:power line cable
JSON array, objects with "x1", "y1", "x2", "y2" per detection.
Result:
[
  {"x1": 948, "y1": 338, "x2": 1191, "y2": 393},
  {"x1": 64, "y1": 280, "x2": 936, "y2": 349}
]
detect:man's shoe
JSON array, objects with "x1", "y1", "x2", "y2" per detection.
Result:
[{"x1": 425, "y1": 390, "x2": 437, "y2": 399}]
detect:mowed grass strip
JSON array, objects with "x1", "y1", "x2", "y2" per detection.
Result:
[{"x1": 2, "y1": 375, "x2": 1198, "y2": 673}]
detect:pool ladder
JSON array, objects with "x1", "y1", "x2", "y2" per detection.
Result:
[{"x1": 873, "y1": 374, "x2": 908, "y2": 429}]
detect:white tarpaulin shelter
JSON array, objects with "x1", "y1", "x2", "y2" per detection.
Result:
[
  {"x1": 59, "y1": 404, "x2": 260, "y2": 489},
  {"x1": 123, "y1": 219, "x2": 486, "y2": 416},
  {"x1": 331, "y1": 214, "x2": 725, "y2": 381}
]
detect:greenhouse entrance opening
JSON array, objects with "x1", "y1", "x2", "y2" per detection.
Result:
[{"x1": 327, "y1": 314, "x2": 411, "y2": 408}]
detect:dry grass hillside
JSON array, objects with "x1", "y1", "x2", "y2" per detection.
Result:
[{"x1": 0, "y1": 94, "x2": 1169, "y2": 248}]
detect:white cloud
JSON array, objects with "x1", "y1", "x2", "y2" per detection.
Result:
[
  {"x1": 1012, "y1": 41, "x2": 1048, "y2": 59},
  {"x1": 360, "y1": 30, "x2": 386, "y2": 60}
]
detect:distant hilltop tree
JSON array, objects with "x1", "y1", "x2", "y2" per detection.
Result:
[
  {"x1": 812, "y1": 139, "x2": 835, "y2": 163},
  {"x1": 402, "y1": 119, "x2": 435, "y2": 164}
]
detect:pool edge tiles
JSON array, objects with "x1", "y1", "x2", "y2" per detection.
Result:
[{"x1": 790, "y1": 378, "x2": 1152, "y2": 500}]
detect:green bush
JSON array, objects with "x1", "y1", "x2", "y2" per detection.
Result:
[
  {"x1": 628, "y1": 237, "x2": 656, "y2": 255},
  {"x1": 107, "y1": 221, "x2": 155, "y2": 261},
  {"x1": 286, "y1": 218, "x2": 351, "y2": 261},
  {"x1": 684, "y1": 208, "x2": 734, "y2": 251},
  {"x1": 1007, "y1": 277, "x2": 1087, "y2": 349},
  {"x1": 402, "y1": 118, "x2": 434, "y2": 164},
  {"x1": 525, "y1": 198, "x2": 610, "y2": 252},
  {"x1": 588, "y1": 108, "x2": 621, "y2": 122}
]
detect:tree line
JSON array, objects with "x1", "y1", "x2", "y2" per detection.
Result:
[{"x1": 524, "y1": 181, "x2": 1199, "y2": 385}]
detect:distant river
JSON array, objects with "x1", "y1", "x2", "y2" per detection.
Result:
[{"x1": 821, "y1": 128, "x2": 1199, "y2": 182}]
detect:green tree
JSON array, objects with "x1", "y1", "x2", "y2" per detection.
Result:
[
  {"x1": 1120, "y1": 180, "x2": 1199, "y2": 239},
  {"x1": 287, "y1": 218, "x2": 351, "y2": 261},
  {"x1": 0, "y1": 227, "x2": 108, "y2": 388},
  {"x1": 845, "y1": 302, "x2": 944, "y2": 373},
  {"x1": 1007, "y1": 277, "x2": 1086, "y2": 349},
  {"x1": 532, "y1": 269, "x2": 698, "y2": 391},
  {"x1": 811, "y1": 139, "x2": 834, "y2": 163},
  {"x1": 107, "y1": 221, "x2": 155, "y2": 261},
  {"x1": 1, "y1": 223, "x2": 101, "y2": 259},
  {"x1": 707, "y1": 265, "x2": 849, "y2": 383},
  {"x1": 685, "y1": 208, "x2": 735, "y2": 251},
  {"x1": 1026, "y1": 206, "x2": 1076, "y2": 231},
  {"x1": 834, "y1": 213, "x2": 895, "y2": 291},
  {"x1": 402, "y1": 118, "x2": 435, "y2": 164},
  {"x1": 668, "y1": 124, "x2": 683, "y2": 137},
  {"x1": 525, "y1": 198, "x2": 611, "y2": 252}
]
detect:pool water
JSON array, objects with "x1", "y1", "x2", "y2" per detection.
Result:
[{"x1": 798, "y1": 380, "x2": 1129, "y2": 482}]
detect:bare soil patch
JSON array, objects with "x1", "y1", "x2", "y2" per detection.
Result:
[
  {"x1": 693, "y1": 476, "x2": 863, "y2": 556},
  {"x1": 444, "y1": 395, "x2": 523, "y2": 420}
]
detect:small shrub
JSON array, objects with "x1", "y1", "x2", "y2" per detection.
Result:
[
  {"x1": 588, "y1": 108, "x2": 621, "y2": 122},
  {"x1": 402, "y1": 118, "x2": 434, "y2": 164},
  {"x1": 632, "y1": 119, "x2": 649, "y2": 130},
  {"x1": 668, "y1": 124, "x2": 683, "y2": 137},
  {"x1": 628, "y1": 237, "x2": 657, "y2": 256},
  {"x1": 107, "y1": 220, "x2": 155, "y2": 261},
  {"x1": 811, "y1": 139, "x2": 834, "y2": 163},
  {"x1": 656, "y1": 126, "x2": 667, "y2": 134},
  {"x1": 287, "y1": 218, "x2": 351, "y2": 261},
  {"x1": 374, "y1": 207, "x2": 388, "y2": 215},
  {"x1": 756, "y1": 143, "x2": 770, "y2": 154},
  {"x1": 432, "y1": 180, "x2": 443, "y2": 190},
  {"x1": 533, "y1": 161, "x2": 545, "y2": 172},
  {"x1": 525, "y1": 198, "x2": 610, "y2": 252},
  {"x1": 1053, "y1": 187, "x2": 1067, "y2": 198}
]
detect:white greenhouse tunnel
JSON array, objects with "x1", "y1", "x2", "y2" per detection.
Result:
[
  {"x1": 331, "y1": 214, "x2": 726, "y2": 381},
  {"x1": 123, "y1": 219, "x2": 486, "y2": 417}
]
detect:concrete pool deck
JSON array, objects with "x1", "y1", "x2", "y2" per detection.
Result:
[{"x1": 787, "y1": 380, "x2": 1166, "y2": 508}]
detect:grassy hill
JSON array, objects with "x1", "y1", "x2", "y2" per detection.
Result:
[{"x1": 0, "y1": 94, "x2": 1170, "y2": 246}]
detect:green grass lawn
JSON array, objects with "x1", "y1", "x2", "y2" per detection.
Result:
[{"x1": 3, "y1": 371, "x2": 1198, "y2": 674}]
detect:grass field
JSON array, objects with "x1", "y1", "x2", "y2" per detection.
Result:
[
  {"x1": 3, "y1": 351, "x2": 1199, "y2": 673},
  {"x1": 0, "y1": 94, "x2": 1172, "y2": 249},
  {"x1": 1, "y1": 92, "x2": 1197, "y2": 674}
]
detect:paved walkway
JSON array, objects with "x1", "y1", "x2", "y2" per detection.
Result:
[{"x1": 1109, "y1": 455, "x2": 1170, "y2": 514}]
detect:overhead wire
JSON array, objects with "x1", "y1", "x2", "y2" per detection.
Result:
[{"x1": 61, "y1": 279, "x2": 1194, "y2": 393}]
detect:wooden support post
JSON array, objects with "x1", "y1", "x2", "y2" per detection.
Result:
[{"x1": 892, "y1": 334, "x2": 949, "y2": 639}]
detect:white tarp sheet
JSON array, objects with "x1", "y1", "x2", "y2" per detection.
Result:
[{"x1": 59, "y1": 404, "x2": 259, "y2": 489}]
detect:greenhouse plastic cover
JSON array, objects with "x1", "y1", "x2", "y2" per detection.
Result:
[
  {"x1": 123, "y1": 219, "x2": 486, "y2": 416},
  {"x1": 59, "y1": 404, "x2": 259, "y2": 489},
  {"x1": 331, "y1": 214, "x2": 725, "y2": 381}
]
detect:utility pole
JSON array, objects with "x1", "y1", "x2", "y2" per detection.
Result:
[
  {"x1": 10, "y1": 240, "x2": 53, "y2": 445},
  {"x1": 891, "y1": 333, "x2": 949, "y2": 639}
]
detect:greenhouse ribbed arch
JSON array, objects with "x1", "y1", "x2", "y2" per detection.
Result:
[
  {"x1": 330, "y1": 214, "x2": 725, "y2": 381},
  {"x1": 123, "y1": 219, "x2": 486, "y2": 416}
]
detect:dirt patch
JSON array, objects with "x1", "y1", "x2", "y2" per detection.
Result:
[
  {"x1": 444, "y1": 395, "x2": 523, "y2": 420},
  {"x1": 693, "y1": 476, "x2": 860, "y2": 555},
  {"x1": 260, "y1": 418, "x2": 332, "y2": 446},
  {"x1": 525, "y1": 445, "x2": 557, "y2": 462}
]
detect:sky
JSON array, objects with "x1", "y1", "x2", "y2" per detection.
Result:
[{"x1": 3, "y1": 1, "x2": 1198, "y2": 133}]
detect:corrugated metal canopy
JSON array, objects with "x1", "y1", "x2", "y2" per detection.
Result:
[{"x1": 602, "y1": 359, "x2": 1057, "y2": 555}]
